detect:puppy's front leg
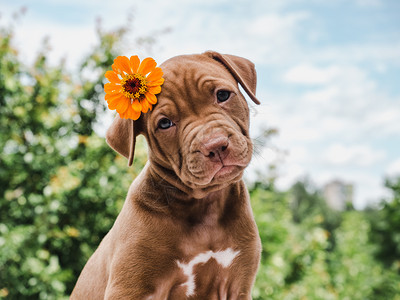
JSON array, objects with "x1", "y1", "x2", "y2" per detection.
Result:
[{"x1": 103, "y1": 252, "x2": 187, "y2": 300}]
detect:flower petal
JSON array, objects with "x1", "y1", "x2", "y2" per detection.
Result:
[
  {"x1": 146, "y1": 67, "x2": 163, "y2": 82},
  {"x1": 105, "y1": 90, "x2": 121, "y2": 97},
  {"x1": 119, "y1": 111, "x2": 127, "y2": 119},
  {"x1": 147, "y1": 78, "x2": 165, "y2": 87},
  {"x1": 148, "y1": 85, "x2": 161, "y2": 95},
  {"x1": 107, "y1": 95, "x2": 126, "y2": 110},
  {"x1": 115, "y1": 97, "x2": 129, "y2": 113},
  {"x1": 141, "y1": 99, "x2": 150, "y2": 113},
  {"x1": 138, "y1": 57, "x2": 157, "y2": 76},
  {"x1": 119, "y1": 105, "x2": 131, "y2": 119},
  {"x1": 120, "y1": 108, "x2": 134, "y2": 120},
  {"x1": 124, "y1": 106, "x2": 141, "y2": 120},
  {"x1": 132, "y1": 99, "x2": 142, "y2": 112},
  {"x1": 112, "y1": 64, "x2": 121, "y2": 75},
  {"x1": 105, "y1": 70, "x2": 120, "y2": 83},
  {"x1": 114, "y1": 56, "x2": 132, "y2": 74},
  {"x1": 104, "y1": 83, "x2": 121, "y2": 93},
  {"x1": 105, "y1": 93, "x2": 122, "y2": 103},
  {"x1": 129, "y1": 56, "x2": 140, "y2": 73},
  {"x1": 145, "y1": 92, "x2": 158, "y2": 105}
]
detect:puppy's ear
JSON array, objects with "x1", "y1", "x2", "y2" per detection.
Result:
[
  {"x1": 106, "y1": 115, "x2": 137, "y2": 166},
  {"x1": 205, "y1": 51, "x2": 260, "y2": 105}
]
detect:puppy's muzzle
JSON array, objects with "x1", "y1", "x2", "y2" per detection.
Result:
[
  {"x1": 183, "y1": 120, "x2": 251, "y2": 187},
  {"x1": 199, "y1": 134, "x2": 230, "y2": 163}
]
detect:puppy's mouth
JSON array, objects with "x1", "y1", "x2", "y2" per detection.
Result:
[
  {"x1": 186, "y1": 158, "x2": 248, "y2": 187},
  {"x1": 183, "y1": 127, "x2": 252, "y2": 188},
  {"x1": 213, "y1": 164, "x2": 244, "y2": 179}
]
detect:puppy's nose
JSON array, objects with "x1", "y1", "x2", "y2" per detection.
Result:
[{"x1": 200, "y1": 136, "x2": 229, "y2": 162}]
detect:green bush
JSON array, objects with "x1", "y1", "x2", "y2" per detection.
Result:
[
  {"x1": 250, "y1": 181, "x2": 400, "y2": 299},
  {"x1": 0, "y1": 18, "x2": 147, "y2": 298}
]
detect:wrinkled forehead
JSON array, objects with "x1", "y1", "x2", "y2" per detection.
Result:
[
  {"x1": 155, "y1": 55, "x2": 236, "y2": 111},
  {"x1": 162, "y1": 55, "x2": 236, "y2": 93},
  {"x1": 161, "y1": 54, "x2": 229, "y2": 77}
]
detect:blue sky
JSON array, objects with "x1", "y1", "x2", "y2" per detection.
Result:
[{"x1": 1, "y1": 0, "x2": 400, "y2": 208}]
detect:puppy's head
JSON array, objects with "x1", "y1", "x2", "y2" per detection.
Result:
[{"x1": 106, "y1": 51, "x2": 260, "y2": 197}]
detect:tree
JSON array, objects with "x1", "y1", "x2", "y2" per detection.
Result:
[
  {"x1": 250, "y1": 183, "x2": 336, "y2": 299},
  {"x1": 250, "y1": 178, "x2": 400, "y2": 299},
  {"x1": 374, "y1": 177, "x2": 400, "y2": 267},
  {"x1": 329, "y1": 211, "x2": 392, "y2": 299},
  {"x1": 0, "y1": 16, "x2": 147, "y2": 298},
  {"x1": 367, "y1": 176, "x2": 400, "y2": 294}
]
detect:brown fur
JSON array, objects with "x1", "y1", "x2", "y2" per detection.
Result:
[{"x1": 71, "y1": 51, "x2": 261, "y2": 299}]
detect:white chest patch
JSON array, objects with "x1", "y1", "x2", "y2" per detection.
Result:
[{"x1": 176, "y1": 248, "x2": 240, "y2": 296}]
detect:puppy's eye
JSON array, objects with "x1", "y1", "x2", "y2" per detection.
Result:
[
  {"x1": 157, "y1": 118, "x2": 174, "y2": 130},
  {"x1": 216, "y1": 90, "x2": 231, "y2": 103}
]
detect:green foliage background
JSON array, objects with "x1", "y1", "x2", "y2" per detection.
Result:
[{"x1": 1, "y1": 16, "x2": 399, "y2": 299}]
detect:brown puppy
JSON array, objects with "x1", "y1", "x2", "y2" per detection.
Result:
[{"x1": 71, "y1": 51, "x2": 261, "y2": 299}]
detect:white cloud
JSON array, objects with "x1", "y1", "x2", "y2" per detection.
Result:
[
  {"x1": 365, "y1": 107, "x2": 400, "y2": 136},
  {"x1": 310, "y1": 43, "x2": 400, "y2": 66},
  {"x1": 2, "y1": 7, "x2": 99, "y2": 69},
  {"x1": 247, "y1": 12, "x2": 309, "y2": 37},
  {"x1": 259, "y1": 147, "x2": 280, "y2": 165},
  {"x1": 283, "y1": 64, "x2": 340, "y2": 85},
  {"x1": 243, "y1": 12, "x2": 312, "y2": 64},
  {"x1": 277, "y1": 63, "x2": 400, "y2": 142},
  {"x1": 275, "y1": 163, "x2": 306, "y2": 190},
  {"x1": 386, "y1": 158, "x2": 400, "y2": 177},
  {"x1": 355, "y1": 0, "x2": 382, "y2": 7},
  {"x1": 287, "y1": 146, "x2": 308, "y2": 163},
  {"x1": 284, "y1": 63, "x2": 372, "y2": 87},
  {"x1": 323, "y1": 144, "x2": 385, "y2": 167}
]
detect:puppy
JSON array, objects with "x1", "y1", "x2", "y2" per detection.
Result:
[{"x1": 71, "y1": 51, "x2": 261, "y2": 299}]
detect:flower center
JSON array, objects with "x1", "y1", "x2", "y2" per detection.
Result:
[{"x1": 121, "y1": 74, "x2": 147, "y2": 100}]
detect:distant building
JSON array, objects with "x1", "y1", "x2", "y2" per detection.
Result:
[{"x1": 323, "y1": 180, "x2": 353, "y2": 211}]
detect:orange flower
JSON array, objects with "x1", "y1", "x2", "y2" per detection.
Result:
[{"x1": 104, "y1": 56, "x2": 164, "y2": 120}]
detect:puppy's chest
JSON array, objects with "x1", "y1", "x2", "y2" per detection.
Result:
[
  {"x1": 177, "y1": 247, "x2": 240, "y2": 296},
  {"x1": 150, "y1": 246, "x2": 241, "y2": 299},
  {"x1": 147, "y1": 212, "x2": 247, "y2": 298}
]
